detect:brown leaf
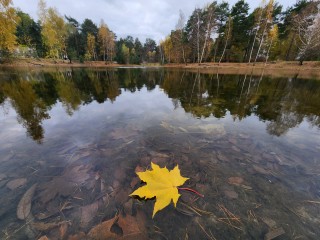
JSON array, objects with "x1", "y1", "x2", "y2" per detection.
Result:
[
  {"x1": 264, "y1": 227, "x2": 285, "y2": 240},
  {"x1": 114, "y1": 167, "x2": 126, "y2": 181},
  {"x1": 262, "y1": 218, "x2": 277, "y2": 229},
  {"x1": 7, "y1": 178, "x2": 27, "y2": 190},
  {"x1": 135, "y1": 165, "x2": 144, "y2": 173},
  {"x1": 113, "y1": 180, "x2": 121, "y2": 189},
  {"x1": 67, "y1": 232, "x2": 86, "y2": 240},
  {"x1": 124, "y1": 199, "x2": 133, "y2": 215},
  {"x1": 151, "y1": 157, "x2": 168, "y2": 165},
  {"x1": 110, "y1": 128, "x2": 137, "y2": 141},
  {"x1": 117, "y1": 212, "x2": 147, "y2": 240},
  {"x1": 87, "y1": 216, "x2": 118, "y2": 239},
  {"x1": 32, "y1": 221, "x2": 68, "y2": 231},
  {"x1": 114, "y1": 188, "x2": 130, "y2": 205},
  {"x1": 228, "y1": 177, "x2": 244, "y2": 185},
  {"x1": 17, "y1": 184, "x2": 37, "y2": 220},
  {"x1": 80, "y1": 201, "x2": 99, "y2": 227},
  {"x1": 140, "y1": 156, "x2": 151, "y2": 165},
  {"x1": 130, "y1": 177, "x2": 140, "y2": 189},
  {"x1": 59, "y1": 223, "x2": 69, "y2": 239},
  {"x1": 253, "y1": 165, "x2": 269, "y2": 175},
  {"x1": 39, "y1": 164, "x2": 92, "y2": 203},
  {"x1": 224, "y1": 190, "x2": 238, "y2": 199},
  {"x1": 38, "y1": 236, "x2": 49, "y2": 240},
  {"x1": 149, "y1": 151, "x2": 169, "y2": 158},
  {"x1": 216, "y1": 151, "x2": 229, "y2": 162}
]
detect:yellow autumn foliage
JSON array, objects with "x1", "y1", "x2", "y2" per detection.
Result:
[
  {"x1": 130, "y1": 162, "x2": 189, "y2": 218},
  {"x1": 0, "y1": 0, "x2": 19, "y2": 52}
]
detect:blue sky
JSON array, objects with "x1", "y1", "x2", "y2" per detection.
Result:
[{"x1": 12, "y1": 0, "x2": 295, "y2": 42}]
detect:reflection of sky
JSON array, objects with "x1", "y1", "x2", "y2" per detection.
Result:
[
  {"x1": 0, "y1": 101, "x2": 25, "y2": 141},
  {"x1": 22, "y1": 86, "x2": 172, "y2": 141},
  {"x1": 285, "y1": 118, "x2": 320, "y2": 145},
  {"x1": 1, "y1": 85, "x2": 320, "y2": 151}
]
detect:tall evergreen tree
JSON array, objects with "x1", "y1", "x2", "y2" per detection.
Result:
[
  {"x1": 230, "y1": 0, "x2": 250, "y2": 62},
  {"x1": 80, "y1": 19, "x2": 98, "y2": 56},
  {"x1": 16, "y1": 10, "x2": 43, "y2": 57},
  {"x1": 65, "y1": 15, "x2": 80, "y2": 60}
]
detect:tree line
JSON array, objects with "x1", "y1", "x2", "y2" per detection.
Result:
[
  {"x1": 160, "y1": 0, "x2": 320, "y2": 65},
  {"x1": 1, "y1": 0, "x2": 159, "y2": 64},
  {"x1": 1, "y1": 0, "x2": 320, "y2": 64}
]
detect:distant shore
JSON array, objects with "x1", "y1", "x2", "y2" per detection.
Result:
[{"x1": 2, "y1": 58, "x2": 320, "y2": 78}]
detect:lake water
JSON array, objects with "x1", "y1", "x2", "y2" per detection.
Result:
[{"x1": 0, "y1": 67, "x2": 319, "y2": 239}]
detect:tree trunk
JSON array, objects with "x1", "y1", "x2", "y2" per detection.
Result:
[
  {"x1": 264, "y1": 39, "x2": 273, "y2": 66},
  {"x1": 179, "y1": 30, "x2": 187, "y2": 65},
  {"x1": 219, "y1": 18, "x2": 231, "y2": 64},
  {"x1": 213, "y1": 37, "x2": 220, "y2": 63},
  {"x1": 254, "y1": 25, "x2": 267, "y2": 63},
  {"x1": 197, "y1": 13, "x2": 200, "y2": 64},
  {"x1": 200, "y1": 8, "x2": 214, "y2": 64},
  {"x1": 248, "y1": 9, "x2": 263, "y2": 63},
  {"x1": 248, "y1": 29, "x2": 258, "y2": 63},
  {"x1": 285, "y1": 32, "x2": 295, "y2": 61}
]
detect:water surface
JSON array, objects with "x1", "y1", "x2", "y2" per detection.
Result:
[{"x1": 0, "y1": 68, "x2": 320, "y2": 239}]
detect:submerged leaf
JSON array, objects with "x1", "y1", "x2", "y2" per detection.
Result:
[
  {"x1": 130, "y1": 162, "x2": 189, "y2": 217},
  {"x1": 17, "y1": 184, "x2": 37, "y2": 220},
  {"x1": 7, "y1": 178, "x2": 27, "y2": 190}
]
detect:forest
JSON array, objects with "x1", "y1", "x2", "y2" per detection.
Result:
[{"x1": 0, "y1": 0, "x2": 320, "y2": 65}]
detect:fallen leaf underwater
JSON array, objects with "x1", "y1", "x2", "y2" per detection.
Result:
[{"x1": 130, "y1": 162, "x2": 189, "y2": 217}]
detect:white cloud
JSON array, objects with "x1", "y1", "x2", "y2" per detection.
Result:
[{"x1": 12, "y1": 0, "x2": 294, "y2": 42}]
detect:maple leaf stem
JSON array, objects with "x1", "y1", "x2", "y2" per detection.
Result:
[{"x1": 178, "y1": 187, "x2": 204, "y2": 198}]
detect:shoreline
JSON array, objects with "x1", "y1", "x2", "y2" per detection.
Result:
[{"x1": 1, "y1": 59, "x2": 320, "y2": 78}]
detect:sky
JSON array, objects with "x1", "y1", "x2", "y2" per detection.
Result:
[{"x1": 12, "y1": 0, "x2": 295, "y2": 42}]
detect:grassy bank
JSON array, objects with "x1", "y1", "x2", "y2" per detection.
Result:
[{"x1": 1, "y1": 58, "x2": 320, "y2": 78}]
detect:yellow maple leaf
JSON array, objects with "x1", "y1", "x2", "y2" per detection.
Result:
[{"x1": 130, "y1": 162, "x2": 189, "y2": 217}]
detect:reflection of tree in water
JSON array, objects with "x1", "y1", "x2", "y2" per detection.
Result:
[
  {"x1": 161, "y1": 70, "x2": 320, "y2": 136},
  {"x1": 267, "y1": 112, "x2": 304, "y2": 136},
  {"x1": 2, "y1": 79, "x2": 49, "y2": 143},
  {"x1": 0, "y1": 92, "x2": 5, "y2": 105},
  {"x1": 264, "y1": 77, "x2": 320, "y2": 135},
  {"x1": 55, "y1": 71, "x2": 83, "y2": 115},
  {"x1": 1, "y1": 68, "x2": 320, "y2": 142},
  {"x1": 0, "y1": 69, "x2": 123, "y2": 142},
  {"x1": 119, "y1": 68, "x2": 158, "y2": 92}
]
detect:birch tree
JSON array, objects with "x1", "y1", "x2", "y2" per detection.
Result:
[
  {"x1": 199, "y1": 3, "x2": 217, "y2": 64},
  {"x1": 186, "y1": 2, "x2": 217, "y2": 64},
  {"x1": 0, "y1": 0, "x2": 19, "y2": 54},
  {"x1": 174, "y1": 10, "x2": 187, "y2": 64},
  {"x1": 294, "y1": 2, "x2": 320, "y2": 65},
  {"x1": 163, "y1": 36, "x2": 173, "y2": 63},
  {"x1": 219, "y1": 15, "x2": 233, "y2": 63},
  {"x1": 248, "y1": 0, "x2": 265, "y2": 63},
  {"x1": 265, "y1": 24, "x2": 278, "y2": 65},
  {"x1": 98, "y1": 20, "x2": 115, "y2": 61},
  {"x1": 85, "y1": 33, "x2": 96, "y2": 60},
  {"x1": 98, "y1": 20, "x2": 108, "y2": 61},
  {"x1": 254, "y1": 0, "x2": 274, "y2": 63},
  {"x1": 106, "y1": 31, "x2": 115, "y2": 62},
  {"x1": 38, "y1": 0, "x2": 67, "y2": 59}
]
